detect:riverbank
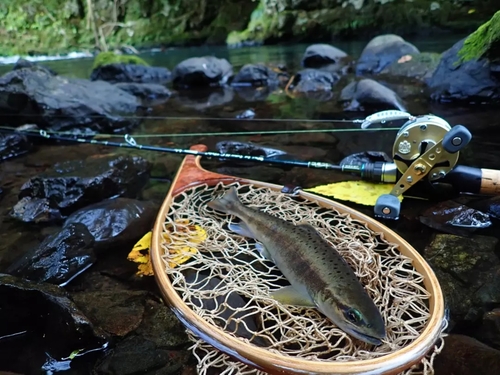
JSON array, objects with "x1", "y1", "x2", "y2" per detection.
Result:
[{"x1": 1, "y1": 0, "x2": 497, "y2": 56}]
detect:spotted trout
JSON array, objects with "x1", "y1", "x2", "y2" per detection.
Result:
[{"x1": 207, "y1": 187, "x2": 386, "y2": 345}]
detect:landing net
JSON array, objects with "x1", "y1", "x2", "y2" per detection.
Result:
[{"x1": 159, "y1": 182, "x2": 446, "y2": 374}]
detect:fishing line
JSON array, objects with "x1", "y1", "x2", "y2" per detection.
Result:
[{"x1": 0, "y1": 125, "x2": 401, "y2": 139}]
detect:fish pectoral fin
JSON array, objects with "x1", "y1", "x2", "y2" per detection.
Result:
[
  {"x1": 255, "y1": 242, "x2": 273, "y2": 261},
  {"x1": 270, "y1": 286, "x2": 316, "y2": 307},
  {"x1": 228, "y1": 221, "x2": 257, "y2": 239}
]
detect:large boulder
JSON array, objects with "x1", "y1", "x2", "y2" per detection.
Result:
[
  {"x1": 0, "y1": 68, "x2": 142, "y2": 134},
  {"x1": 301, "y1": 44, "x2": 349, "y2": 72},
  {"x1": 427, "y1": 39, "x2": 500, "y2": 102},
  {"x1": 231, "y1": 63, "x2": 289, "y2": 87},
  {"x1": 287, "y1": 68, "x2": 340, "y2": 100},
  {"x1": 356, "y1": 34, "x2": 420, "y2": 75},
  {"x1": 339, "y1": 78, "x2": 406, "y2": 113},
  {"x1": 171, "y1": 56, "x2": 233, "y2": 88}
]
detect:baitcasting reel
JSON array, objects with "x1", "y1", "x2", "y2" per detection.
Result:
[{"x1": 369, "y1": 112, "x2": 472, "y2": 220}]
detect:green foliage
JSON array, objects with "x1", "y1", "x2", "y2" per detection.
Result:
[
  {"x1": 92, "y1": 51, "x2": 149, "y2": 69},
  {"x1": 458, "y1": 10, "x2": 500, "y2": 62}
]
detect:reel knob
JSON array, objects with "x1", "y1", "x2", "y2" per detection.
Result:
[
  {"x1": 442, "y1": 125, "x2": 472, "y2": 153},
  {"x1": 374, "y1": 194, "x2": 401, "y2": 220}
]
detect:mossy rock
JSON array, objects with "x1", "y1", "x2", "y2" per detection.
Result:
[
  {"x1": 458, "y1": 10, "x2": 500, "y2": 62},
  {"x1": 92, "y1": 52, "x2": 149, "y2": 70}
]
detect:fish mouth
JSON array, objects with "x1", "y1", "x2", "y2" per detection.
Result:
[{"x1": 351, "y1": 329, "x2": 384, "y2": 346}]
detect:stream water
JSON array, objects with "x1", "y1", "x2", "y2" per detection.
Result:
[{"x1": 1, "y1": 35, "x2": 500, "y2": 374}]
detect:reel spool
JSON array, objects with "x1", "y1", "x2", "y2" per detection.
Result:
[{"x1": 374, "y1": 114, "x2": 472, "y2": 220}]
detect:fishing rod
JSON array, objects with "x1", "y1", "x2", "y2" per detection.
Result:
[{"x1": 10, "y1": 129, "x2": 397, "y2": 183}]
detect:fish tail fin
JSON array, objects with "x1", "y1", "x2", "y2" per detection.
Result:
[{"x1": 207, "y1": 186, "x2": 242, "y2": 214}]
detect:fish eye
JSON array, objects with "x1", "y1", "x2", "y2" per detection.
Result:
[{"x1": 345, "y1": 309, "x2": 363, "y2": 323}]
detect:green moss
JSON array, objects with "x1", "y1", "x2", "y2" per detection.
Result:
[
  {"x1": 92, "y1": 52, "x2": 149, "y2": 69},
  {"x1": 458, "y1": 10, "x2": 500, "y2": 62}
]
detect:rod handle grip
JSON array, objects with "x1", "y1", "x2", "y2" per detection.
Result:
[{"x1": 480, "y1": 168, "x2": 500, "y2": 195}]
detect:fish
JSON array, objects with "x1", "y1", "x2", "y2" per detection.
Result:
[{"x1": 207, "y1": 187, "x2": 386, "y2": 345}]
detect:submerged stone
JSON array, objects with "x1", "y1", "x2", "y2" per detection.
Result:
[
  {"x1": 339, "y1": 78, "x2": 406, "y2": 112},
  {"x1": 10, "y1": 154, "x2": 151, "y2": 223},
  {"x1": 0, "y1": 274, "x2": 108, "y2": 374},
  {"x1": 231, "y1": 63, "x2": 289, "y2": 87},
  {"x1": 0, "y1": 132, "x2": 32, "y2": 161},
  {"x1": 172, "y1": 56, "x2": 233, "y2": 88},
  {"x1": 6, "y1": 223, "x2": 96, "y2": 286}
]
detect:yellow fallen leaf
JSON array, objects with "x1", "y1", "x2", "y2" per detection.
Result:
[
  {"x1": 468, "y1": 9, "x2": 475, "y2": 14},
  {"x1": 128, "y1": 231, "x2": 154, "y2": 277},
  {"x1": 127, "y1": 220, "x2": 207, "y2": 276},
  {"x1": 305, "y1": 181, "x2": 403, "y2": 206}
]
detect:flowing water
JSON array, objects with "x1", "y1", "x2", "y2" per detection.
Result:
[{"x1": 1, "y1": 35, "x2": 500, "y2": 374}]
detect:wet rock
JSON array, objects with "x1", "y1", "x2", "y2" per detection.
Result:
[
  {"x1": 479, "y1": 308, "x2": 500, "y2": 350},
  {"x1": 434, "y1": 334, "x2": 500, "y2": 375},
  {"x1": 339, "y1": 78, "x2": 406, "y2": 112},
  {"x1": 216, "y1": 141, "x2": 287, "y2": 160},
  {"x1": 96, "y1": 335, "x2": 190, "y2": 375},
  {"x1": 12, "y1": 58, "x2": 57, "y2": 76},
  {"x1": 11, "y1": 154, "x2": 151, "y2": 223},
  {"x1": 172, "y1": 56, "x2": 233, "y2": 88},
  {"x1": 469, "y1": 196, "x2": 500, "y2": 220},
  {"x1": 114, "y1": 82, "x2": 171, "y2": 101},
  {"x1": 340, "y1": 151, "x2": 393, "y2": 166},
  {"x1": 425, "y1": 234, "x2": 500, "y2": 322},
  {"x1": 231, "y1": 63, "x2": 289, "y2": 87},
  {"x1": 90, "y1": 63, "x2": 172, "y2": 85},
  {"x1": 356, "y1": 34, "x2": 420, "y2": 75},
  {"x1": 380, "y1": 52, "x2": 441, "y2": 81},
  {"x1": 64, "y1": 198, "x2": 157, "y2": 251},
  {"x1": 427, "y1": 38, "x2": 500, "y2": 103},
  {"x1": 0, "y1": 68, "x2": 141, "y2": 134},
  {"x1": 135, "y1": 298, "x2": 191, "y2": 348},
  {"x1": 174, "y1": 87, "x2": 234, "y2": 110},
  {"x1": 301, "y1": 44, "x2": 349, "y2": 72},
  {"x1": 287, "y1": 69, "x2": 339, "y2": 100},
  {"x1": 0, "y1": 132, "x2": 32, "y2": 161},
  {"x1": 419, "y1": 200, "x2": 491, "y2": 236},
  {"x1": 72, "y1": 290, "x2": 148, "y2": 337},
  {"x1": 0, "y1": 274, "x2": 108, "y2": 374},
  {"x1": 6, "y1": 223, "x2": 96, "y2": 286}
]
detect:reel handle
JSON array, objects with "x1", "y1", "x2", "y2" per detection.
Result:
[{"x1": 442, "y1": 125, "x2": 472, "y2": 153}]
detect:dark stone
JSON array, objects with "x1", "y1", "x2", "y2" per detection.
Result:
[
  {"x1": 427, "y1": 38, "x2": 500, "y2": 103},
  {"x1": 356, "y1": 34, "x2": 420, "y2": 75},
  {"x1": 0, "y1": 131, "x2": 32, "y2": 161},
  {"x1": 6, "y1": 223, "x2": 96, "y2": 286},
  {"x1": 301, "y1": 43, "x2": 349, "y2": 71},
  {"x1": 72, "y1": 290, "x2": 148, "y2": 337},
  {"x1": 0, "y1": 274, "x2": 108, "y2": 374},
  {"x1": 425, "y1": 234, "x2": 500, "y2": 323},
  {"x1": 63, "y1": 198, "x2": 158, "y2": 251},
  {"x1": 287, "y1": 69, "x2": 339, "y2": 100},
  {"x1": 172, "y1": 56, "x2": 233, "y2": 88},
  {"x1": 234, "y1": 86, "x2": 273, "y2": 102},
  {"x1": 479, "y1": 308, "x2": 500, "y2": 350},
  {"x1": 10, "y1": 154, "x2": 151, "y2": 223},
  {"x1": 469, "y1": 196, "x2": 500, "y2": 220},
  {"x1": 231, "y1": 63, "x2": 289, "y2": 87},
  {"x1": 434, "y1": 334, "x2": 500, "y2": 375},
  {"x1": 379, "y1": 52, "x2": 441, "y2": 81},
  {"x1": 0, "y1": 68, "x2": 141, "y2": 134},
  {"x1": 339, "y1": 78, "x2": 406, "y2": 112},
  {"x1": 12, "y1": 58, "x2": 57, "y2": 76},
  {"x1": 95, "y1": 336, "x2": 190, "y2": 375},
  {"x1": 90, "y1": 63, "x2": 171, "y2": 84},
  {"x1": 114, "y1": 82, "x2": 171, "y2": 100},
  {"x1": 134, "y1": 298, "x2": 190, "y2": 348},
  {"x1": 340, "y1": 151, "x2": 393, "y2": 166}
]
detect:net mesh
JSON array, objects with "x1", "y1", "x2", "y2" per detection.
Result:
[{"x1": 159, "y1": 182, "x2": 446, "y2": 374}]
